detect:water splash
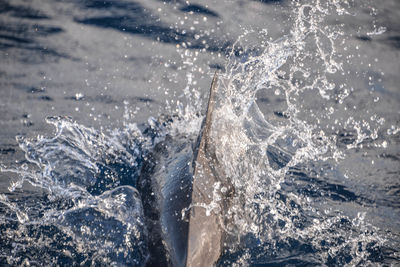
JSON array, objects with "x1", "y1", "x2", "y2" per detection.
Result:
[
  {"x1": 0, "y1": 116, "x2": 167, "y2": 265},
  {"x1": 0, "y1": 0, "x2": 399, "y2": 266},
  {"x1": 181, "y1": 0, "x2": 396, "y2": 265}
]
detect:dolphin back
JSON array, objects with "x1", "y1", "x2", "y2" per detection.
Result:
[{"x1": 139, "y1": 73, "x2": 231, "y2": 267}]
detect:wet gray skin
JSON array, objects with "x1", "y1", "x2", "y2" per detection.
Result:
[
  {"x1": 186, "y1": 73, "x2": 234, "y2": 267},
  {"x1": 139, "y1": 73, "x2": 230, "y2": 267}
]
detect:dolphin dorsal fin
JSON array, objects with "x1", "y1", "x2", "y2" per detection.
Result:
[
  {"x1": 202, "y1": 71, "x2": 219, "y2": 146},
  {"x1": 186, "y1": 72, "x2": 225, "y2": 267}
]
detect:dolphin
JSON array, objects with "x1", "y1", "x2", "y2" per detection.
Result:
[{"x1": 138, "y1": 72, "x2": 233, "y2": 267}]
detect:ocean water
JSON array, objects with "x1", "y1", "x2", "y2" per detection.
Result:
[{"x1": 0, "y1": 0, "x2": 399, "y2": 266}]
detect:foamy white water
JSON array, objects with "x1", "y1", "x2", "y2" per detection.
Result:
[{"x1": 0, "y1": 0, "x2": 399, "y2": 266}]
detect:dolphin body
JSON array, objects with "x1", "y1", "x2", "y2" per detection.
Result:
[{"x1": 138, "y1": 73, "x2": 233, "y2": 267}]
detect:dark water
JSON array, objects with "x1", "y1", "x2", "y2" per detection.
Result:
[{"x1": 1, "y1": 0, "x2": 400, "y2": 266}]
